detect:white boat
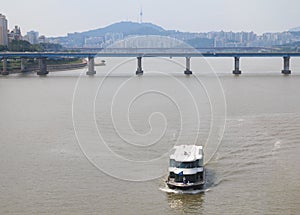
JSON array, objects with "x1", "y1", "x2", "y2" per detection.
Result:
[
  {"x1": 95, "y1": 60, "x2": 106, "y2": 66},
  {"x1": 166, "y1": 145, "x2": 205, "y2": 190}
]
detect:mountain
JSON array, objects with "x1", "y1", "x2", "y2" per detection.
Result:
[
  {"x1": 289, "y1": 26, "x2": 300, "y2": 32},
  {"x1": 50, "y1": 21, "x2": 175, "y2": 48},
  {"x1": 67, "y1": 21, "x2": 166, "y2": 38}
]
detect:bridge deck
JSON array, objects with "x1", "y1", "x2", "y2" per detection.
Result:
[{"x1": 1, "y1": 52, "x2": 300, "y2": 58}]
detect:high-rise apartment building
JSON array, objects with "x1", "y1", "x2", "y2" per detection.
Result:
[
  {"x1": 0, "y1": 13, "x2": 8, "y2": 46},
  {"x1": 24, "y1": 31, "x2": 39, "y2": 44}
]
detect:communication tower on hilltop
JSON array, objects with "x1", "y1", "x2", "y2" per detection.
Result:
[{"x1": 139, "y1": 7, "x2": 143, "y2": 24}]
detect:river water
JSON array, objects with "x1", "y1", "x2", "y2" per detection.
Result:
[{"x1": 0, "y1": 57, "x2": 300, "y2": 214}]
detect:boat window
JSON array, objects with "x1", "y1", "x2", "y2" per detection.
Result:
[
  {"x1": 170, "y1": 159, "x2": 203, "y2": 168},
  {"x1": 170, "y1": 159, "x2": 176, "y2": 167},
  {"x1": 177, "y1": 162, "x2": 190, "y2": 168},
  {"x1": 198, "y1": 159, "x2": 203, "y2": 167}
]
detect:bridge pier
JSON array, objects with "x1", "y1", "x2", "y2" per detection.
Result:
[
  {"x1": 136, "y1": 57, "x2": 143, "y2": 75},
  {"x1": 20, "y1": 58, "x2": 27, "y2": 72},
  {"x1": 87, "y1": 56, "x2": 96, "y2": 75},
  {"x1": 1, "y1": 58, "x2": 9, "y2": 75},
  {"x1": 282, "y1": 56, "x2": 291, "y2": 75},
  {"x1": 233, "y1": 57, "x2": 242, "y2": 75},
  {"x1": 37, "y1": 57, "x2": 49, "y2": 76},
  {"x1": 184, "y1": 57, "x2": 192, "y2": 75}
]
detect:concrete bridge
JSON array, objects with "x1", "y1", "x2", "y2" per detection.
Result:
[{"x1": 1, "y1": 51, "x2": 300, "y2": 76}]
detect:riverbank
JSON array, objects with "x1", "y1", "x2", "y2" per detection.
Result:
[
  {"x1": 23, "y1": 61, "x2": 88, "y2": 73},
  {"x1": 1, "y1": 59, "x2": 88, "y2": 74}
]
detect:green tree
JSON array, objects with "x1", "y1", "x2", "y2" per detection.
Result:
[
  {"x1": 0, "y1": 45, "x2": 8, "y2": 51},
  {"x1": 8, "y1": 40, "x2": 37, "y2": 52},
  {"x1": 7, "y1": 40, "x2": 63, "y2": 52}
]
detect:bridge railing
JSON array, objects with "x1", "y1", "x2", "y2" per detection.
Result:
[
  {"x1": 71, "y1": 47, "x2": 280, "y2": 54},
  {"x1": 99, "y1": 48, "x2": 199, "y2": 54}
]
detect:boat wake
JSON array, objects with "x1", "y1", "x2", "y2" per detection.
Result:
[{"x1": 159, "y1": 186, "x2": 210, "y2": 195}]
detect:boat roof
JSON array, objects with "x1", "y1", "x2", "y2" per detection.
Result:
[{"x1": 170, "y1": 145, "x2": 203, "y2": 162}]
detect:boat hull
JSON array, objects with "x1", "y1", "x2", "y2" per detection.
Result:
[{"x1": 166, "y1": 180, "x2": 205, "y2": 190}]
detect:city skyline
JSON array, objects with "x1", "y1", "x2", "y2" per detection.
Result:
[
  {"x1": 1, "y1": 0, "x2": 300, "y2": 37},
  {"x1": 1, "y1": 15, "x2": 299, "y2": 50}
]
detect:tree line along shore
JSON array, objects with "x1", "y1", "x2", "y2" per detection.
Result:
[{"x1": 0, "y1": 40, "x2": 88, "y2": 73}]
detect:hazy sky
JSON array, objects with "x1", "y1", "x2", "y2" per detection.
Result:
[{"x1": 1, "y1": 0, "x2": 299, "y2": 37}]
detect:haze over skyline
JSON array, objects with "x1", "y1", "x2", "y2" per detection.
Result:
[{"x1": 1, "y1": 0, "x2": 300, "y2": 37}]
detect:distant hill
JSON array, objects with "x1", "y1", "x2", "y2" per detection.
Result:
[
  {"x1": 67, "y1": 21, "x2": 166, "y2": 38},
  {"x1": 50, "y1": 21, "x2": 195, "y2": 47},
  {"x1": 289, "y1": 26, "x2": 300, "y2": 32}
]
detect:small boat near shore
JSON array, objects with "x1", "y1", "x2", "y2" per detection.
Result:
[
  {"x1": 166, "y1": 145, "x2": 205, "y2": 190},
  {"x1": 95, "y1": 60, "x2": 106, "y2": 66}
]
